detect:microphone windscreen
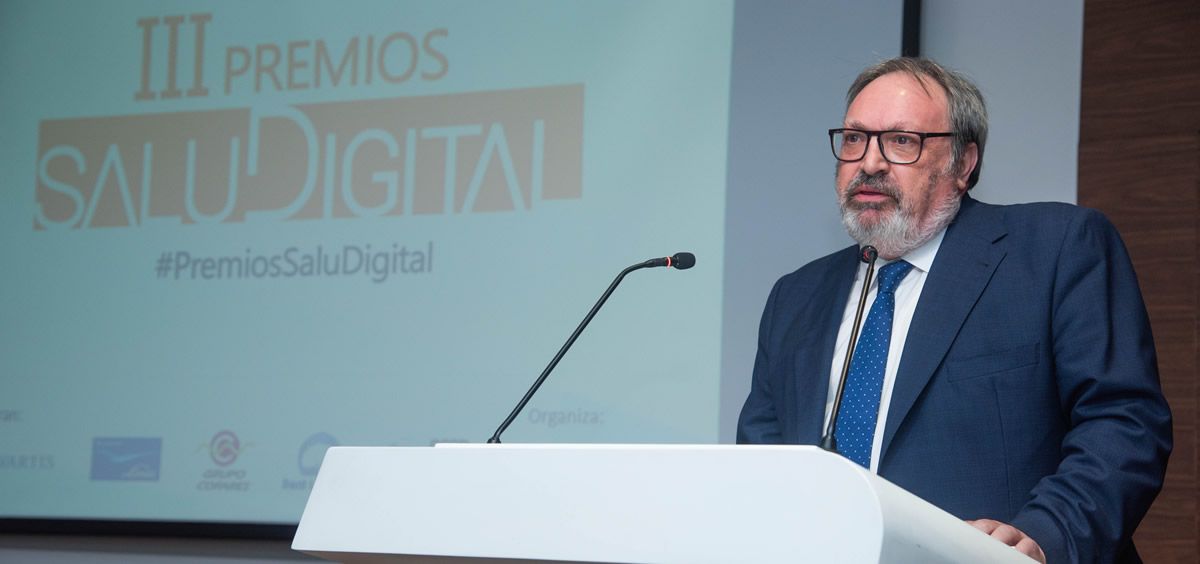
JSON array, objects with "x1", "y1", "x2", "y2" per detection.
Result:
[{"x1": 671, "y1": 252, "x2": 696, "y2": 270}]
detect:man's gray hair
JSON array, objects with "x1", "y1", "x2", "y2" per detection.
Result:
[{"x1": 846, "y1": 57, "x2": 988, "y2": 189}]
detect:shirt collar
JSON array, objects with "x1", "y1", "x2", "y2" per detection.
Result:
[
  {"x1": 898, "y1": 227, "x2": 945, "y2": 274},
  {"x1": 871, "y1": 227, "x2": 946, "y2": 275}
]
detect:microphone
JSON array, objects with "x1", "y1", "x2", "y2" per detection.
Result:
[
  {"x1": 820, "y1": 245, "x2": 879, "y2": 453},
  {"x1": 487, "y1": 252, "x2": 696, "y2": 444},
  {"x1": 640, "y1": 252, "x2": 696, "y2": 270}
]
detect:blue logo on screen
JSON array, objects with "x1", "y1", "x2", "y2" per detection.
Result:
[
  {"x1": 298, "y1": 432, "x2": 338, "y2": 477},
  {"x1": 90, "y1": 437, "x2": 162, "y2": 481}
]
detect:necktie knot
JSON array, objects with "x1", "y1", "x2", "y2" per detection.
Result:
[{"x1": 876, "y1": 260, "x2": 913, "y2": 295}]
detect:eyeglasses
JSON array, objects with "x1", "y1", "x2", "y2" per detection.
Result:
[{"x1": 828, "y1": 128, "x2": 955, "y2": 165}]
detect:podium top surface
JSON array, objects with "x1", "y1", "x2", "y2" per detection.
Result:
[{"x1": 293, "y1": 444, "x2": 1030, "y2": 563}]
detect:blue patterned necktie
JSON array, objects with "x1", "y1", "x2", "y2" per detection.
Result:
[{"x1": 835, "y1": 260, "x2": 914, "y2": 468}]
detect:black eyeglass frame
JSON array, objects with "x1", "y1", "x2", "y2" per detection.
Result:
[{"x1": 828, "y1": 128, "x2": 955, "y2": 165}]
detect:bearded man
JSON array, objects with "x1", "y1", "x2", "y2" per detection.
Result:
[{"x1": 736, "y1": 57, "x2": 1171, "y2": 564}]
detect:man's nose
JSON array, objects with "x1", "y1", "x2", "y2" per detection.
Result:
[{"x1": 860, "y1": 136, "x2": 891, "y2": 176}]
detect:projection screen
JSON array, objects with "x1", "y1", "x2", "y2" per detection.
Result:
[{"x1": 0, "y1": 0, "x2": 903, "y2": 527}]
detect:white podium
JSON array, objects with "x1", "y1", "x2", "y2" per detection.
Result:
[{"x1": 292, "y1": 444, "x2": 1031, "y2": 563}]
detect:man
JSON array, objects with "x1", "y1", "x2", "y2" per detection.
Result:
[{"x1": 737, "y1": 57, "x2": 1171, "y2": 563}]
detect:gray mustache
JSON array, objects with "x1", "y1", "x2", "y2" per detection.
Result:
[{"x1": 846, "y1": 173, "x2": 901, "y2": 201}]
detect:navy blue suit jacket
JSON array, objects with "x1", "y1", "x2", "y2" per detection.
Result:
[{"x1": 737, "y1": 196, "x2": 1171, "y2": 564}]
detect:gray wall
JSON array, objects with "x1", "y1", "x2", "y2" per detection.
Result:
[
  {"x1": 922, "y1": 0, "x2": 1082, "y2": 205},
  {"x1": 717, "y1": 0, "x2": 903, "y2": 442}
]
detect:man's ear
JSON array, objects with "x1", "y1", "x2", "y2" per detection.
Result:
[{"x1": 954, "y1": 142, "x2": 979, "y2": 191}]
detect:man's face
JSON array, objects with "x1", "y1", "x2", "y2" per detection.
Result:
[{"x1": 836, "y1": 72, "x2": 973, "y2": 258}]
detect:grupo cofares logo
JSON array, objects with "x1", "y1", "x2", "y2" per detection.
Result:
[
  {"x1": 197, "y1": 429, "x2": 251, "y2": 491},
  {"x1": 209, "y1": 429, "x2": 241, "y2": 466}
]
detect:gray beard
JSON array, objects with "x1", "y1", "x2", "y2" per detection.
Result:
[{"x1": 838, "y1": 172, "x2": 961, "y2": 259}]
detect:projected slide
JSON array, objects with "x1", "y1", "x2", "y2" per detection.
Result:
[
  {"x1": 0, "y1": 0, "x2": 905, "y2": 526},
  {"x1": 0, "y1": 1, "x2": 731, "y2": 523}
]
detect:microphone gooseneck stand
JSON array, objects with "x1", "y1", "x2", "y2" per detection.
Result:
[
  {"x1": 820, "y1": 245, "x2": 879, "y2": 454},
  {"x1": 487, "y1": 253, "x2": 695, "y2": 444}
]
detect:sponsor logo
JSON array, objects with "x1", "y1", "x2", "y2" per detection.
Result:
[
  {"x1": 283, "y1": 432, "x2": 338, "y2": 491},
  {"x1": 0, "y1": 454, "x2": 55, "y2": 471},
  {"x1": 208, "y1": 429, "x2": 242, "y2": 466},
  {"x1": 90, "y1": 437, "x2": 162, "y2": 481},
  {"x1": 197, "y1": 430, "x2": 251, "y2": 492},
  {"x1": 297, "y1": 432, "x2": 338, "y2": 477}
]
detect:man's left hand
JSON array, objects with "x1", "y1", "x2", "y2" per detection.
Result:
[{"x1": 966, "y1": 519, "x2": 1047, "y2": 563}]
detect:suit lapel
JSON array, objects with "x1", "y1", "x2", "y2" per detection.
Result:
[
  {"x1": 788, "y1": 246, "x2": 859, "y2": 444},
  {"x1": 879, "y1": 196, "x2": 1008, "y2": 461}
]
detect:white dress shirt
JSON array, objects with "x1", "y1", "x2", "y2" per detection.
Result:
[{"x1": 822, "y1": 228, "x2": 946, "y2": 473}]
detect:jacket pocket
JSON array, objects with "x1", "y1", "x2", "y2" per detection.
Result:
[{"x1": 945, "y1": 342, "x2": 1039, "y2": 382}]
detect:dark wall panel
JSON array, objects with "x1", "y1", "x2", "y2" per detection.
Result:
[{"x1": 1079, "y1": 0, "x2": 1200, "y2": 561}]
